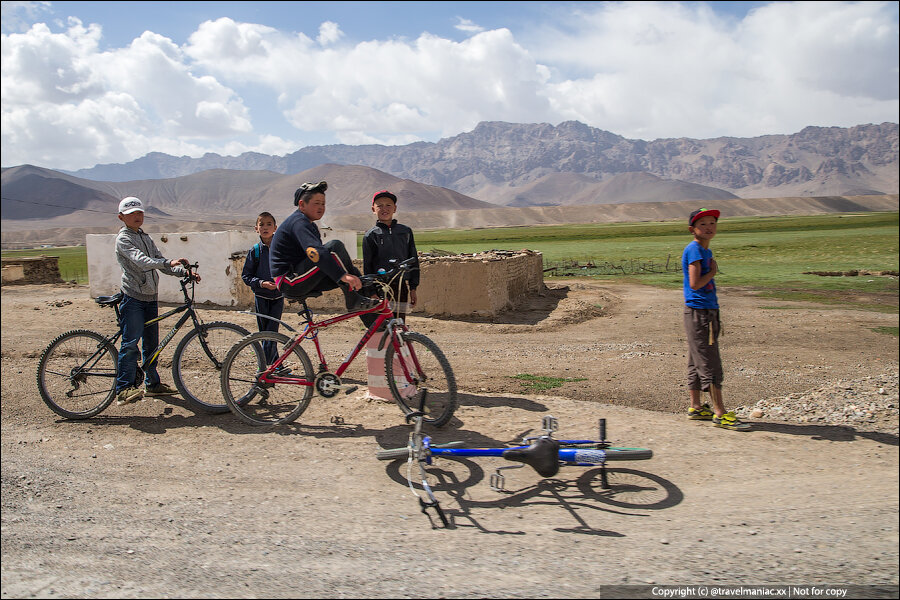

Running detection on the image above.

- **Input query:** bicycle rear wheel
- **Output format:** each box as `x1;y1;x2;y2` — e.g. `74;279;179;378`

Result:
172;321;250;413
36;330;118;419
385;332;457;427
220;331;315;426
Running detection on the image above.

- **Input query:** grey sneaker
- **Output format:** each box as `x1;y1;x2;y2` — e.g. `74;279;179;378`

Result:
145;382;178;396
116;386;144;406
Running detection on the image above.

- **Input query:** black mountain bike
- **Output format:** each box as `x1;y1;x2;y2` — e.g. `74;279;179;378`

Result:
36;263;250;419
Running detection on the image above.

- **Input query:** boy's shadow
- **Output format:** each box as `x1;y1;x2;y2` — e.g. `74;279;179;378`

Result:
748;421;898;446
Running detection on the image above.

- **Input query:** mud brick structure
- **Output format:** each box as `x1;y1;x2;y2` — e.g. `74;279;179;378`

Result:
1;256;63;285
295;250;546;317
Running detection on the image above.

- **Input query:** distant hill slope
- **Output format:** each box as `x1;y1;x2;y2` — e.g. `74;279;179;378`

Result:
0;163;498;231
60;121;899;201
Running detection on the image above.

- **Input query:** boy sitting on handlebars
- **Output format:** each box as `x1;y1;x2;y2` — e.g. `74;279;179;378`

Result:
114;197;200;405
269;181;378;315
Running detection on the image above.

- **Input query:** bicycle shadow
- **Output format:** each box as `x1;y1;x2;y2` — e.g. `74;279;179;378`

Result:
745;421;899;446
378;452;683;534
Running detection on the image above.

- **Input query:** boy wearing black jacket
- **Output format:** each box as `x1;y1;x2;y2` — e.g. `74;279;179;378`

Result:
362;190;420;319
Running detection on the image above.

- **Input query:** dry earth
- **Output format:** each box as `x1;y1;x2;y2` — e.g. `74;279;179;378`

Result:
1;280;898;598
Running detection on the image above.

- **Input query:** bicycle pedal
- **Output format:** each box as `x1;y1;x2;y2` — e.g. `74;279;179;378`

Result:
489;471;506;492
343;385;358;395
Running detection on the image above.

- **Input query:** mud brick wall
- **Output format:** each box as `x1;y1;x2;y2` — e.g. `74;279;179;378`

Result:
291;250;546;317
1;256;63;285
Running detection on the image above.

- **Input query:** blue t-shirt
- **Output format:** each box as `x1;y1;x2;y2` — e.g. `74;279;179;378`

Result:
682;240;718;309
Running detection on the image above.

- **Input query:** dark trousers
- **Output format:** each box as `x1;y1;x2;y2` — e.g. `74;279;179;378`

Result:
278;239;361;298
254;295;284;365
116;295;161;392
683;307;723;391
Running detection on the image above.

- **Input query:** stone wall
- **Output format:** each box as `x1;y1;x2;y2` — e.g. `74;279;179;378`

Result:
1;256;63;285
292;250;546;317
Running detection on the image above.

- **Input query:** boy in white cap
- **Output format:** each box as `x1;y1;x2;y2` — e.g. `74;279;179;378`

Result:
114;197;199;405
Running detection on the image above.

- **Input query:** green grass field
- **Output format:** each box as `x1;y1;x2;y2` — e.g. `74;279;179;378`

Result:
5;212;897;311
1;246;89;283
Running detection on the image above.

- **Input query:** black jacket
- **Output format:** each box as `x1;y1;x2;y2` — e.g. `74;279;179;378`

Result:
362;220;419;289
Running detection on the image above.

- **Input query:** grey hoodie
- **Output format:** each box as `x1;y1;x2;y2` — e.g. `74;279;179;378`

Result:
115;226;188;301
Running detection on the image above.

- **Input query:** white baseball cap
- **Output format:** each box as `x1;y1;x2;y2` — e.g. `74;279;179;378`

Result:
118;197;144;215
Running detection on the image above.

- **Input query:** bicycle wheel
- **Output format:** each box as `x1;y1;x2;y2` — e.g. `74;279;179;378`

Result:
385;332;457;427
172;321;250;413
220;331;315;426
36;330;118;419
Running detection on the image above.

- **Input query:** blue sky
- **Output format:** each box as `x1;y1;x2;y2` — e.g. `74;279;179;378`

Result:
2;1;897;171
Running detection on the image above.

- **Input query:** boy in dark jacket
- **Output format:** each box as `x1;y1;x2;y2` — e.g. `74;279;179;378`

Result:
241;212;283;367
362;190;419;320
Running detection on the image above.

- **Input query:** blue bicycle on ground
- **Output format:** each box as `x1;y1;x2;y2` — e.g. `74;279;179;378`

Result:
377;411;653;528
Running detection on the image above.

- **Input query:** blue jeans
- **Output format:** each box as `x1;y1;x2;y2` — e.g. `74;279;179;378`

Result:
116;295;161;392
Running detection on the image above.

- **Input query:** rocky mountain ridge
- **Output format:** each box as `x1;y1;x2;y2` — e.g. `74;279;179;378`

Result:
64;121;899;202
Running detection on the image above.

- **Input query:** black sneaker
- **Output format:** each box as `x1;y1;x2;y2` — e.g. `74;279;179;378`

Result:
345;293;379;312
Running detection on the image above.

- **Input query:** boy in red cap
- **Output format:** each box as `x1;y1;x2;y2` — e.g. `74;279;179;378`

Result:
682;208;750;431
362;190;420;323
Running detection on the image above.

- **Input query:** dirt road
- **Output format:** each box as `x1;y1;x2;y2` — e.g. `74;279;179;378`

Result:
2;281;897;598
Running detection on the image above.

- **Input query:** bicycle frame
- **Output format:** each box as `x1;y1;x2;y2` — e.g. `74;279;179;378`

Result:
104;266;214;376
258;297;419;389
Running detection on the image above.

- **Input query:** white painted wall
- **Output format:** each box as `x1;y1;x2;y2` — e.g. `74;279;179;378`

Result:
86;228;357;307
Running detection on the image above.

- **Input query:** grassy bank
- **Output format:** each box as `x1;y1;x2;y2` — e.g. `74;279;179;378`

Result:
5;213;897;310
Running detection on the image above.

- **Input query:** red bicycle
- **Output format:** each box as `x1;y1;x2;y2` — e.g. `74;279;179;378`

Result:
219;258;457;427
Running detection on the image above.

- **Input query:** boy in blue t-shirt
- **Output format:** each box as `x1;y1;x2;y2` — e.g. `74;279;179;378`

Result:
242;212;284;368
682;208;749;431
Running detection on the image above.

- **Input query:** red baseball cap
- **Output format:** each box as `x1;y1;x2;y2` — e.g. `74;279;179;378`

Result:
372;190;397;205
689;208;720;226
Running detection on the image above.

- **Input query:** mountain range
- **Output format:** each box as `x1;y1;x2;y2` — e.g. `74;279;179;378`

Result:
62;120;899;201
1;120;897;247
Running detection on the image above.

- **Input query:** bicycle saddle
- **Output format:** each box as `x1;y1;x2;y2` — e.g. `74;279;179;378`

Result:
95;292;124;306
502;436;560;478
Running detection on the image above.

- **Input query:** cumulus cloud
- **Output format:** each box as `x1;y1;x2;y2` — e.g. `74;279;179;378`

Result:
529;1;899;139
1;1;897;170
2;15;252;169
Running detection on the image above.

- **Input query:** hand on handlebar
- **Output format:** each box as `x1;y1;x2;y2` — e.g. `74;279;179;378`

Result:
340;273;362;291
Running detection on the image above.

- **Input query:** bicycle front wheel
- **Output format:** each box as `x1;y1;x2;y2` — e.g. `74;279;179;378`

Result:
36;330;118;419
385;332;457;427
220;331;315;426
172;321;250;413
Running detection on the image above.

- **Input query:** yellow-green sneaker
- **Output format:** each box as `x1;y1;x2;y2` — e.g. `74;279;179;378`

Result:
713;411;751;431
145;382;178;396
116;386;144;406
687;403;714;420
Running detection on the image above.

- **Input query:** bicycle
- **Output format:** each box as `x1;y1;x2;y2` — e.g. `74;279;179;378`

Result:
377;411;653;528
36;263;251;419
219;257;457;427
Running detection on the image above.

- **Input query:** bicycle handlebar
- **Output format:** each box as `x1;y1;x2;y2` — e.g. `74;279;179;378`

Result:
360;257;419;286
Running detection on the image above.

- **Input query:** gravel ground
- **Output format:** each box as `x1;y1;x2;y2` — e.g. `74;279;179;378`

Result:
2;280;898;598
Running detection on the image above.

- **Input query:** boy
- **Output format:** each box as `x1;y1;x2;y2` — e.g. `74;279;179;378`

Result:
682;208;749;431
362;189;419;321
114;196;198;405
241;212;284;368
269;181;377;312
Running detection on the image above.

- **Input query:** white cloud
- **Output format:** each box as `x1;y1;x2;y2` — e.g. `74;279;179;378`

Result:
455;17;485;33
1;1;897;170
317;21;343;46
529;1;899;139
1;16;254;169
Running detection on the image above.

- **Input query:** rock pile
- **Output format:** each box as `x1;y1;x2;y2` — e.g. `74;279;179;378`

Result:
735;372;899;435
